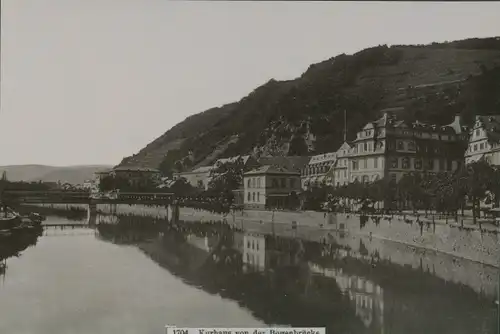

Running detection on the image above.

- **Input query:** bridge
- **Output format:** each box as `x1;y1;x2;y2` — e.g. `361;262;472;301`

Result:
1;190;176;205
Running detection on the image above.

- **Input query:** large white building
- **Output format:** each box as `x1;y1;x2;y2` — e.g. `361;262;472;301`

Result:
301;152;338;189
465;115;500;165
243;165;301;210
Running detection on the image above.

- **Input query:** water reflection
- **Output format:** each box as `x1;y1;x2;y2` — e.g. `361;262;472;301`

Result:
0;227;43;283
94;216;498;334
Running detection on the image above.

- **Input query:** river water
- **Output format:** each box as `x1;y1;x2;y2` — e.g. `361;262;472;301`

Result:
0;213;498;334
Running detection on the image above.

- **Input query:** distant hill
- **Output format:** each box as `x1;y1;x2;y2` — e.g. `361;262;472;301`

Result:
0;165;112;184
117;37;500;176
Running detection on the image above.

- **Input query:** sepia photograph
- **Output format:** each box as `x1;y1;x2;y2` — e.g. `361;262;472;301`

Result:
0;1;499;333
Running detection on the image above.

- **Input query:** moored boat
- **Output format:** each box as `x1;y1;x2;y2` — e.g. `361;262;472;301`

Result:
0;215;21;231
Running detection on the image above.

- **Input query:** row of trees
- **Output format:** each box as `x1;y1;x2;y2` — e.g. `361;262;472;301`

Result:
303;159;499;224
98;158;248;214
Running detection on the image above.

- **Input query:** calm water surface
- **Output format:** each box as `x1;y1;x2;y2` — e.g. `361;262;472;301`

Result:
0;214;497;334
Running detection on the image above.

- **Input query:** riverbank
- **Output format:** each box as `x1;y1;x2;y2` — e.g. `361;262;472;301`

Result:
27;203;500;268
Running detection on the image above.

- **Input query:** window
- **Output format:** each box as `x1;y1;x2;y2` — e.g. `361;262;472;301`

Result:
280;178;286;188
257;178;261;188
247;179;251;188
476;129;480;137
415;159;422;169
408;141;415;151
374;158;378;168
352;161;358;170
427;159;434;170
439;159;445;171
257;192;260;202
364;142;368;152
362;175;369;183
474;144;478;151
252;192;255;201
391;158;398;168
402;157;410;169
272;178;279;188
397;141;404;150
247;192;251;201
290;178;296;188
480;142;485;150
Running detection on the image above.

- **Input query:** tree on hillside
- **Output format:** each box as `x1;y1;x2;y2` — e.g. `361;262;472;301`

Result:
158;149;185;178
168;178;198;197
208;158;246;192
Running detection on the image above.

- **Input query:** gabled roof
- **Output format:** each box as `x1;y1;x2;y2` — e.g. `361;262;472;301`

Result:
244;165;300;176
337;141;352;152
257;156;311;172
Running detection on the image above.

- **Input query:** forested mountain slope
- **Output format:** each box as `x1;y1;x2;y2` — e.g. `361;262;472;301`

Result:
118;37;500;176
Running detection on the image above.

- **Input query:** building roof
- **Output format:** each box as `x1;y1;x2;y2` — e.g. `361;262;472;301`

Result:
244;165;300;176
308;152;337;165
257;156;311;172
113;166;160;173
477;115;500;143
370;108;460;135
180;166;213;174
214;155;252;166
95;169;113;174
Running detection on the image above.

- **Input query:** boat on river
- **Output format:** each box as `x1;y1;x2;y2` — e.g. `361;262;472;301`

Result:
0;206;42;235
0;214;21;231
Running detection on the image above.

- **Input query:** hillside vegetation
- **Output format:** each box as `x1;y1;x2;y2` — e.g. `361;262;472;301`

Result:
0;165;112;184
118;37;500;176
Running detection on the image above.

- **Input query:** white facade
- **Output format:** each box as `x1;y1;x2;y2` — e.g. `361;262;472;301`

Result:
244;175;267;207
333;142;352;186
243;233;266;271
465;115;500;165
301;152;337;189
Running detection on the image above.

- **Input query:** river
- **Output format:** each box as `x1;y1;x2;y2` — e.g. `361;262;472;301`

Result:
0;213;498;334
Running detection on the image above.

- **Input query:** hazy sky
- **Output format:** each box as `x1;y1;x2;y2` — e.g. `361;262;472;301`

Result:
1;1;499;166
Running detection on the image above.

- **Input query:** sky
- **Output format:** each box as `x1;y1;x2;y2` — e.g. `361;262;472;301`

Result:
1;1;500;167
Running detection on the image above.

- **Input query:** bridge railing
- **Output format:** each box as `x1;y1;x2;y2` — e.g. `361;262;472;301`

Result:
2;190;176;204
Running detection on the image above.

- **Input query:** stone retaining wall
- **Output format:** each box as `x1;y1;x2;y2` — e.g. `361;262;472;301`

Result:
32;204;500;268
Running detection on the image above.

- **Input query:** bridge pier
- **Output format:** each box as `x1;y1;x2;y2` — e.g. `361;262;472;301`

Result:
87;203;97;226
167;202;180;224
